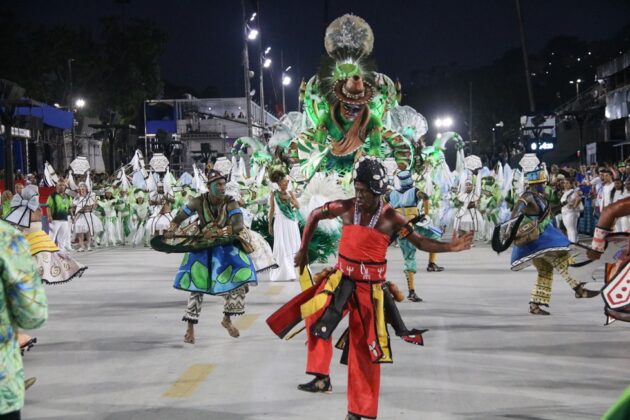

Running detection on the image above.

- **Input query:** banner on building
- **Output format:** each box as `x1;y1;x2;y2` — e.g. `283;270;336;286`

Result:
520;114;556;152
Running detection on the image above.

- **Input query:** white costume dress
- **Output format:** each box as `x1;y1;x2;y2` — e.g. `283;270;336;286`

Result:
560;189;582;243
455;190;483;238
25;222;87;284
269;191;301;282
242;208;277;273
73;193;103;236
147;192;173;235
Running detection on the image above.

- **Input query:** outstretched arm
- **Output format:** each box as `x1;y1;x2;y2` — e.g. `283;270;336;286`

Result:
589;196;630;259
388;208;473;253
294;199;351;271
596;196;630;230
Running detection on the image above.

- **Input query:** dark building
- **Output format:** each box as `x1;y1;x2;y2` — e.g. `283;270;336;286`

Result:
554;49;630;165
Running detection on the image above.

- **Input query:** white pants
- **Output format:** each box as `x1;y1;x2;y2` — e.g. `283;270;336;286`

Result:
562;210;580;243
49;220;71;252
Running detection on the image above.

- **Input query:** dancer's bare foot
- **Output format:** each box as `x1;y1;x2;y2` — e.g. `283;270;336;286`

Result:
184;322;195;344
18;333;33;348
24;376;37;391
18;333;37;355
221;316;240;338
25;377;37;390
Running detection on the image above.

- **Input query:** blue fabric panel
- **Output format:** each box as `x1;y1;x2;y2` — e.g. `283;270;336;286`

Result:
15;105;73;129
13;139;25;172
0;137;26;171
511;223;571;264
146;120;177;134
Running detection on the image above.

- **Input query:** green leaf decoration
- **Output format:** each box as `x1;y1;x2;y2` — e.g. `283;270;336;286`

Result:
191;261;209;290
233;267;253;283
239;250;250;264
179;272;191;290
181;253;189;266
217;265;233;284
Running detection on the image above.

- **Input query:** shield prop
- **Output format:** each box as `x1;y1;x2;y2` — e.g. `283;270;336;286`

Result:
150;222;230;254
569;233;630;283
602;255;630;324
567;232;630;324
491;214;525;253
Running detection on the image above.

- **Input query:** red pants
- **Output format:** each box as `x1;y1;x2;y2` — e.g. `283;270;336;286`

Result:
305;281;381;419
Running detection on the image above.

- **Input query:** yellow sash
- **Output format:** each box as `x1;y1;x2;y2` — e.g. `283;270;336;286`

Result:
299;266;314;292
332;283;392;363
371;284;392;363
300;270;392;363
300;270;343;319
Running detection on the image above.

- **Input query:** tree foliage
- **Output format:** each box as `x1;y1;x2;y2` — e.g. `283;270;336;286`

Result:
0;12;165;124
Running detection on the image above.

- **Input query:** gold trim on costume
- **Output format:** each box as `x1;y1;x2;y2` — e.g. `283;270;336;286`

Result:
300;270;343;319
372;284;392;363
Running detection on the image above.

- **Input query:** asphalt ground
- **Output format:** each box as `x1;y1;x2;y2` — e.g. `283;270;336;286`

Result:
21;243;628;420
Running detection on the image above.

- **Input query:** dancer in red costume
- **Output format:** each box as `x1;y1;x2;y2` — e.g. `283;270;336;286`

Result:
268;157;473;420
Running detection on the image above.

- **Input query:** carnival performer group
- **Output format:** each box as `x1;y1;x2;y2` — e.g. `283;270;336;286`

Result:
5;13;630;420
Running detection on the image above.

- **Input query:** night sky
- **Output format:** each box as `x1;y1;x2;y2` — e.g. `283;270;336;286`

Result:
13;0;630;111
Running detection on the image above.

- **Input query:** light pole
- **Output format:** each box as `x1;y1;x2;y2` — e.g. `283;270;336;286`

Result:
493;121;504;162
515;0;536;113
241;1;257;137
569;78;582;98
67;59;74;98
260;46;271;126
70;98;86;160
282;66;292;116
67;58;76;158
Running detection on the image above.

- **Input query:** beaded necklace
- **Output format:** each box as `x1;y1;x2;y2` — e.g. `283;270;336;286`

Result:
354;199;383;228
